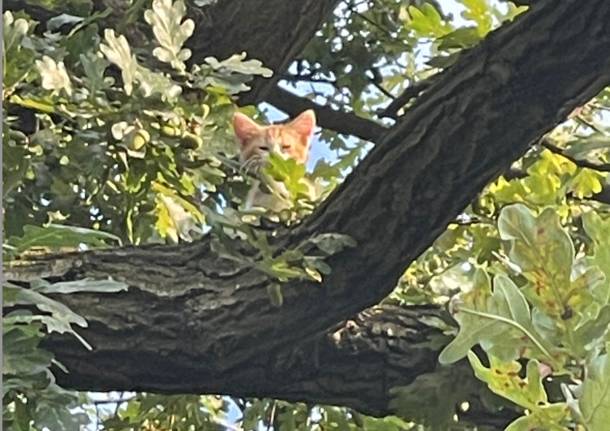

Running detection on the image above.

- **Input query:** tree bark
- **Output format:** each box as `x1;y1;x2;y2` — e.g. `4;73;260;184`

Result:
6;0;610;422
186;0;340;105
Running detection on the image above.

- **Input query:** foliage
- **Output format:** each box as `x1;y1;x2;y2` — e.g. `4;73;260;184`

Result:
3;272;127;430
3;1;354;429
434;200;605;429
3;0;610;430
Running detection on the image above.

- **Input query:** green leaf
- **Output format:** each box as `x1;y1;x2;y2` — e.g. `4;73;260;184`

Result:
267;260;305;281
144;0;194;72
8;223;121;254
3;11;36;88
80;51;110;95
3;325;52;376
204;52;273;77
580;348;610;430
468;352;548;410
505;404;570;431
33;392;91;431
193;53;272;94
438;27;482;50
493;274;531;327
568;168;604;198
35;55;73;96
583;211;610;247
440;271;555;365
46;13;84;32
498;203;537;246
573;305;610;354
99;29;138;95
462;0;492;36
439;269;503;364
499;204;574;291
406;3;452;38
4;284;91;349
136;66;182;101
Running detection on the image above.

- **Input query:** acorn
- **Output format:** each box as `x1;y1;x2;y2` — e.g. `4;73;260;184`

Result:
160;125;181;137
129;129;150;150
181;132;203;149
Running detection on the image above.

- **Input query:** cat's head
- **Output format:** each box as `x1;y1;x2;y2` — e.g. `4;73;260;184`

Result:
233;110;316;172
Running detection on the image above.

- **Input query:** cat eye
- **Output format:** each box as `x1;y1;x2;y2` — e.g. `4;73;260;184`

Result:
259;145;270;152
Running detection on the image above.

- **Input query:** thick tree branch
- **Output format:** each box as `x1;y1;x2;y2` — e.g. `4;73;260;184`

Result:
186;0;340;104
265;86;387;142
43;303;517;427
6;0;610;419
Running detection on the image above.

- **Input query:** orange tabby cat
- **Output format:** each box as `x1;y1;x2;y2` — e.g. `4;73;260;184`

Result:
233;110;316;210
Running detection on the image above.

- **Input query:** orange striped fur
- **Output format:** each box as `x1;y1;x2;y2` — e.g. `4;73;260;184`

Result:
233;110;316;209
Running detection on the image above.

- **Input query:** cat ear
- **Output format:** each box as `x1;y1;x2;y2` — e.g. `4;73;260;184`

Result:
288;109;316;139
233;112;262;144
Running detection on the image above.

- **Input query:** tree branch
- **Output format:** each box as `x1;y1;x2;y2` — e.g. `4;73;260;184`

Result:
377;74;441;119
42;302;517;427
540;137;610;172
265;86;387;142
592;184;610;205
185;0;341;104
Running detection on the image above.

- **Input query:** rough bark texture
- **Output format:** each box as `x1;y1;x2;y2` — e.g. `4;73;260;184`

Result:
186;0;340;104
6;0;610;422
41;303;452;414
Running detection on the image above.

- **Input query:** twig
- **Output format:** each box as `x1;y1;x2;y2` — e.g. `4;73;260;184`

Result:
540;138;610;172
264;86;387;142
267;401;277;431
92;396;135;405
348;8;405;46
378;74;442;119
369;79;395;99
281;73;337;85
283;69;396;101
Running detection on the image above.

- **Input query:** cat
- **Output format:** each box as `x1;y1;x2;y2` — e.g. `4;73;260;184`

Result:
233;109;316;211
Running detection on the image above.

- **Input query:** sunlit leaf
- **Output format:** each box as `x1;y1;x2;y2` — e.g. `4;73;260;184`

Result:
144;0;194;71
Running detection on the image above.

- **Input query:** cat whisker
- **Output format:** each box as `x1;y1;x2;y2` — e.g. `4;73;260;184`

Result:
241;157;262;176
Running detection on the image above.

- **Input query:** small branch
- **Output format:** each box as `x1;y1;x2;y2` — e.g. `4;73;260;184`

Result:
378;74;441;119
540;138;610;172
92;397;134;406
370;79;395;100
281;73;337;85
283;70;395;100
264;86;387;142
348;8;404;45
5;0;58;24
592;184;610;205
